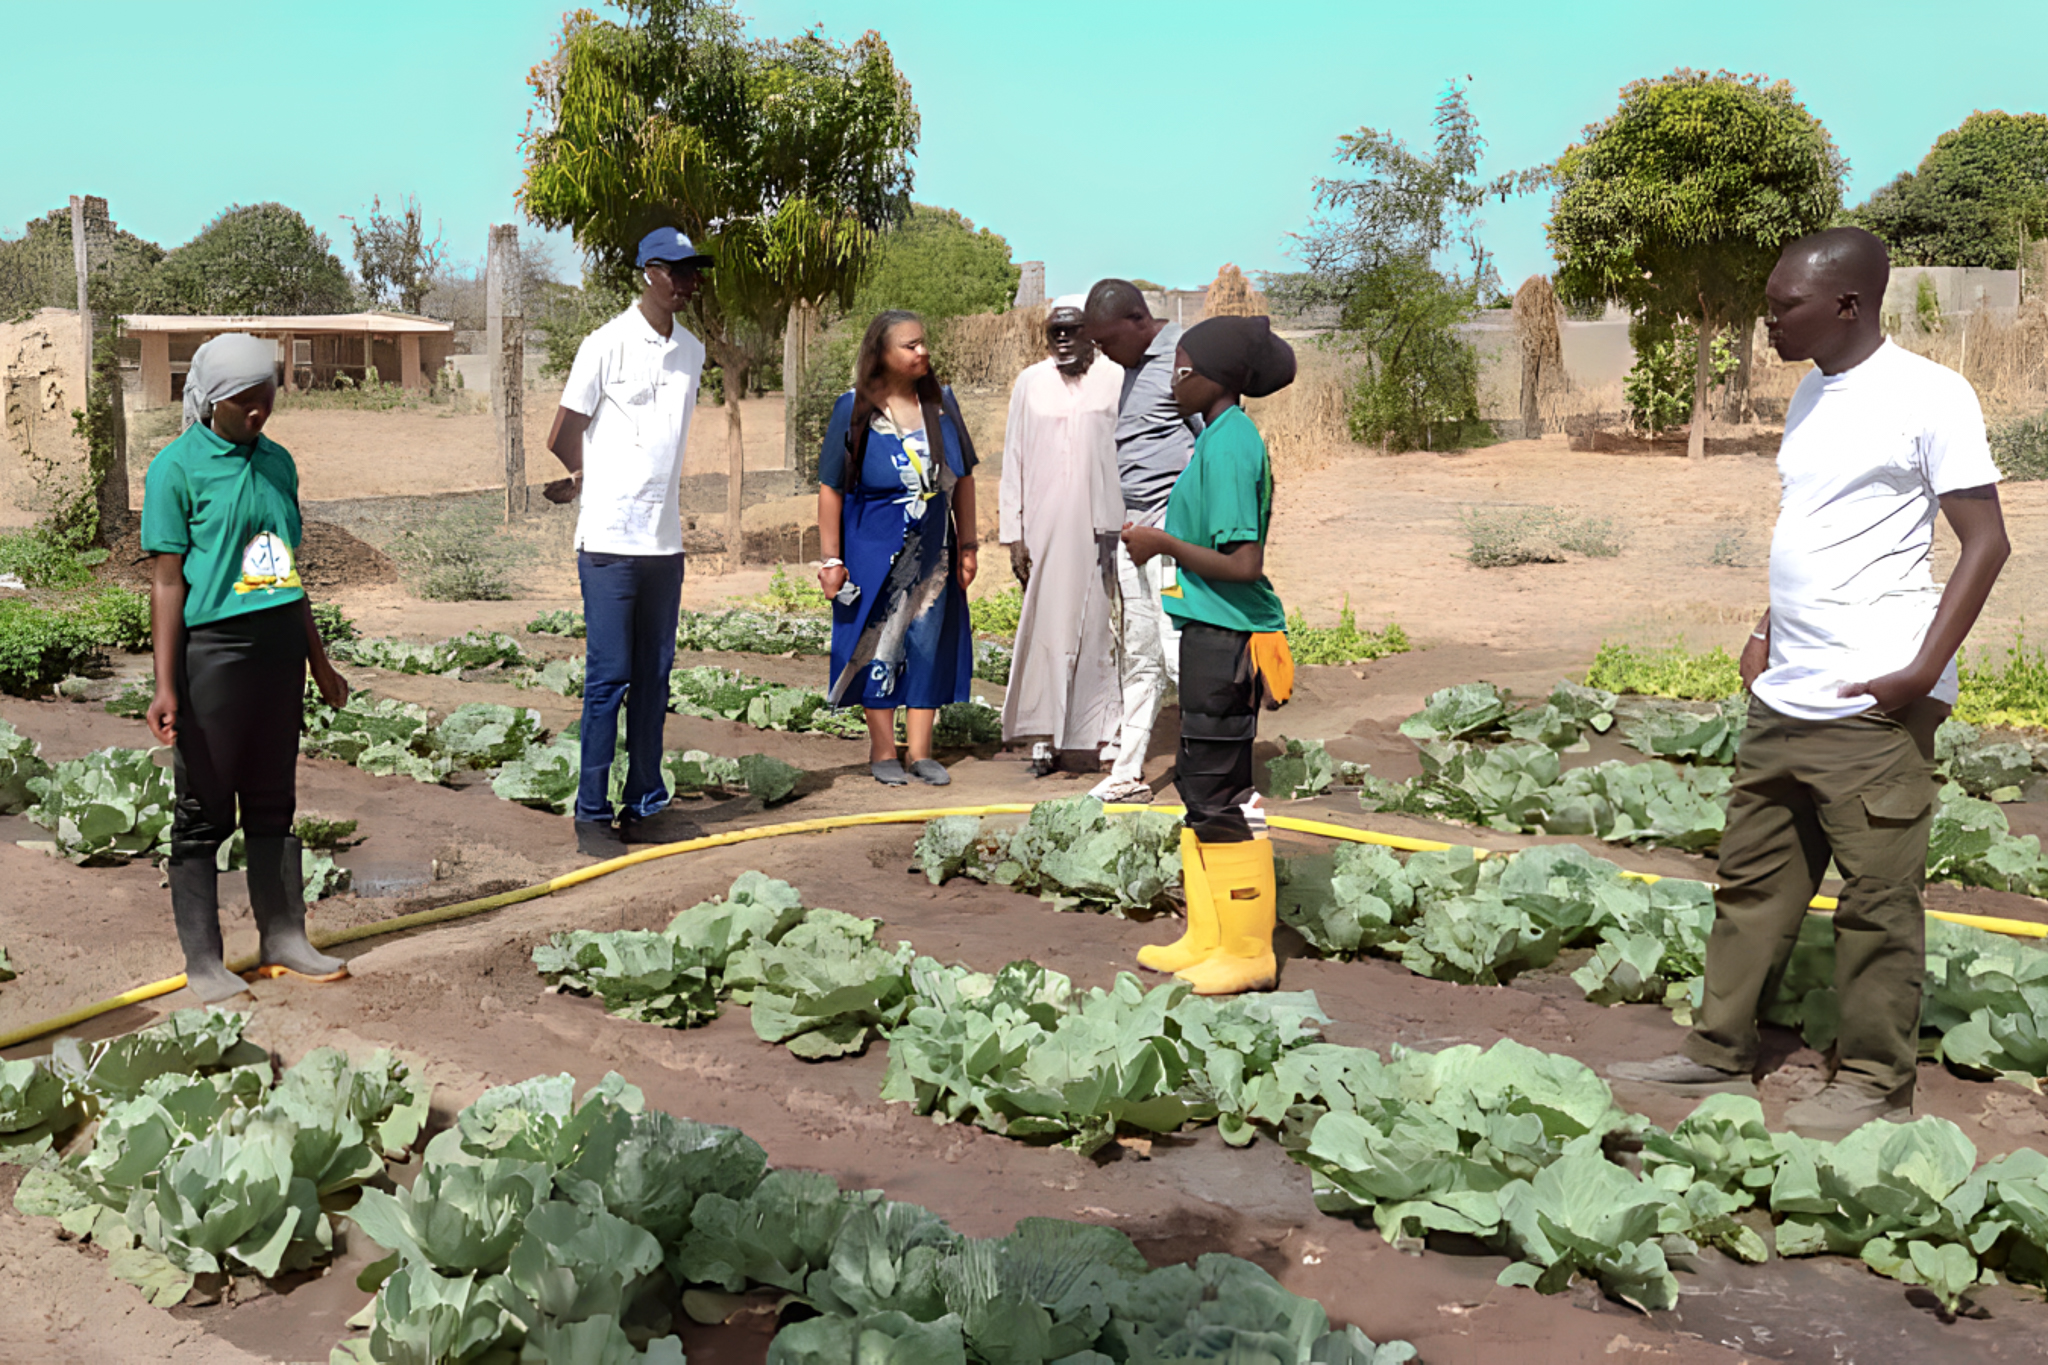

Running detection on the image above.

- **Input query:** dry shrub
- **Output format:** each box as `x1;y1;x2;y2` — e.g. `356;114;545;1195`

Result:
935;307;1046;389
1247;342;1354;477
1204;264;1268;318
1902;306;2048;415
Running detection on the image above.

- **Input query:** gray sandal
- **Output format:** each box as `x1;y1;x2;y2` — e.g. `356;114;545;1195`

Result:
871;759;908;785
908;758;951;786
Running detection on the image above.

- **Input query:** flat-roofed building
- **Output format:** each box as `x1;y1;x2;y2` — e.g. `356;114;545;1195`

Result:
122;312;455;409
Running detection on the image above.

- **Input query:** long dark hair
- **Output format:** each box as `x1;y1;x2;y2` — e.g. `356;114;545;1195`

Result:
850;309;943;433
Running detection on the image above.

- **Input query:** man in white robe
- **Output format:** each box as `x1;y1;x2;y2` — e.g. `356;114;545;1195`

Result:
998;296;1124;768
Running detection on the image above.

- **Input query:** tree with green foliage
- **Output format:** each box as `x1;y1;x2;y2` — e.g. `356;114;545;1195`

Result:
1549;70;1844;458
1280;82;1541;451
519;0;920;552
151;203;356;315
1340;254;1486;449
847;203;1017;320
347;194;446;314
0;208;164;320
1847;110;2048;269
783;202;1018;478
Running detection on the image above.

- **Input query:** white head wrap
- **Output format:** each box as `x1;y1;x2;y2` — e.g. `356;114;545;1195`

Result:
1047;294;1087;320
182;334;277;432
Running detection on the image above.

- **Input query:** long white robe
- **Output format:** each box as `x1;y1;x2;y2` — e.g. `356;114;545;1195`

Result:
998;354;1124;748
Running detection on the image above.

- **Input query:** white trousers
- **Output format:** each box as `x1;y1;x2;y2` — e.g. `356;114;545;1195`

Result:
1108;540;1181;786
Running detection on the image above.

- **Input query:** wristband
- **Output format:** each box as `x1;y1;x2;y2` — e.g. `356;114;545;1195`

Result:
1750;631;1768;641
958;542;979;551
820;557;844;569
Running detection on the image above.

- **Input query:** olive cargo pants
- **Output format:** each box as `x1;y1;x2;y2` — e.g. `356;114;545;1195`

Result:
1683;694;1946;1096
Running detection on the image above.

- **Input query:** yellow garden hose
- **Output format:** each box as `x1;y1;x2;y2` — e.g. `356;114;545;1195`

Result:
3;801;2043;1052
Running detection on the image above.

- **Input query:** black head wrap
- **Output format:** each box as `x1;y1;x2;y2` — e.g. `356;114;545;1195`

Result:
1180;315;1296;398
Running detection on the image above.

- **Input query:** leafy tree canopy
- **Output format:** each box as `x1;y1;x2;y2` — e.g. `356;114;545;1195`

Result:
1548;69;1845;331
1291;81;1543;308
847;203;1017;322
1846;110;2048;268
1277;83;1535;451
0;208;165;321
519;0;919;379
151;203;357;315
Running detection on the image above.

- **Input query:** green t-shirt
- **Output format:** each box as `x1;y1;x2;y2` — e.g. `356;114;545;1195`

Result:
1160;405;1286;632
140;422;305;628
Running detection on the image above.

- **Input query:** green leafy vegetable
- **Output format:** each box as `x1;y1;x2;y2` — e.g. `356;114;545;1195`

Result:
0;717;51;813
431;703;544;768
339;629;533;676
0;1059;79;1159
518;655;586;698
23;746;175;863
1399;683;1510;741
880;959;1325;1155
492;730;582;814
677;608;832;656
1620;695;1745;765
913;798;1183;915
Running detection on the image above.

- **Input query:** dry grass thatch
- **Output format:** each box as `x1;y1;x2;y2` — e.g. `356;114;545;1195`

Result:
1511;275;1563;369
936;307;1046;389
1246;342;1354;478
1204;264;1268;318
1736;305;2048;422
937;305;1360;477
1902;305;2048;416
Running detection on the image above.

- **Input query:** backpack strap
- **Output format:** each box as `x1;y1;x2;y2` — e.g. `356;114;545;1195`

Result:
839;399;870;495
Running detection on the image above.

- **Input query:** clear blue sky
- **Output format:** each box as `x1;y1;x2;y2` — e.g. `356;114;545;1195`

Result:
5;0;2043;298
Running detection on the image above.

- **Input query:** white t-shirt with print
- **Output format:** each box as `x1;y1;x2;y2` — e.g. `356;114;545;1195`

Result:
559;305;706;555
1754;340;2000;721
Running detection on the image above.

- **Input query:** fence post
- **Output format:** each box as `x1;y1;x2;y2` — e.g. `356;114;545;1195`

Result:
488;225;526;519
72;195;128;540
69;197;91;380
782;299;817;481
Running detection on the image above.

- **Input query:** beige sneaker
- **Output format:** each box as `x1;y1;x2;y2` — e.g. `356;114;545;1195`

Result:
1782;1082;1911;1141
1607;1054;1757;1095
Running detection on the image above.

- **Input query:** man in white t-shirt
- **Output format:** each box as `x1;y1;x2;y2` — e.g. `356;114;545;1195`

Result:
1612;227;2010;1138
544;226;711;856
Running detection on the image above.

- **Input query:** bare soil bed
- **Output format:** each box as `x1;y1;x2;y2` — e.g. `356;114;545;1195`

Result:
6;427;2048;1363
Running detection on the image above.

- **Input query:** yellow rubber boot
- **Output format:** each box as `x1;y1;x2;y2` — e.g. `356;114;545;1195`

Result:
1136;828;1218;973
1174;838;1277;996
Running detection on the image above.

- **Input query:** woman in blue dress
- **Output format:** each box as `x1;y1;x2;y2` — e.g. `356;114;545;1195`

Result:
816;311;979;785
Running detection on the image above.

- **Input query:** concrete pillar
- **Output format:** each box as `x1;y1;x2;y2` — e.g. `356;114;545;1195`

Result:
1013;262;1045;309
140;332;171;408
399;333;421;391
363;330;376;385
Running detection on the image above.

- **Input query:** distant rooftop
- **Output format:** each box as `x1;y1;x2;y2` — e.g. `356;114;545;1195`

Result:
120;311;452;334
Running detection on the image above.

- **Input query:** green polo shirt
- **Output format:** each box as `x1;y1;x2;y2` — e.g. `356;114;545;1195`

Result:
140;422;306;628
1160;404;1286;633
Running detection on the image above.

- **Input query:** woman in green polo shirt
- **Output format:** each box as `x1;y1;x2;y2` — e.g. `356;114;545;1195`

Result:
141;334;351;1003
1118;316;1297;998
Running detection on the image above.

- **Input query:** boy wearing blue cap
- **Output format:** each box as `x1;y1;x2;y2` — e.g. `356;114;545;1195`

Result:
545;226;714;856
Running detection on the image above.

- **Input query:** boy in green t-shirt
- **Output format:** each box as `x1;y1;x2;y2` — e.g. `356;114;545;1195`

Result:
1119;316;1296;996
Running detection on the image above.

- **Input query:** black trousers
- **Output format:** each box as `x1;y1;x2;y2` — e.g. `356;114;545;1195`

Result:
1176;620;1257;843
171;602;307;861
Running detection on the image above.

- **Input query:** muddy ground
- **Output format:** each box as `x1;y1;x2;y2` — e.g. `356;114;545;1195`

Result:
4;433;2048;1364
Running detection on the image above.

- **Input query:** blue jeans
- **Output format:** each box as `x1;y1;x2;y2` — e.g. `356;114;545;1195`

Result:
576;551;684;823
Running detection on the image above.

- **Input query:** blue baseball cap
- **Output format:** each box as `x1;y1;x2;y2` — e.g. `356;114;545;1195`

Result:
636;226;713;270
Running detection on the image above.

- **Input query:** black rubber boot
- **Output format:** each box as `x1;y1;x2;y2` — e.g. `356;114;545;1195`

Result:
168;853;253;1003
246;835;349;980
